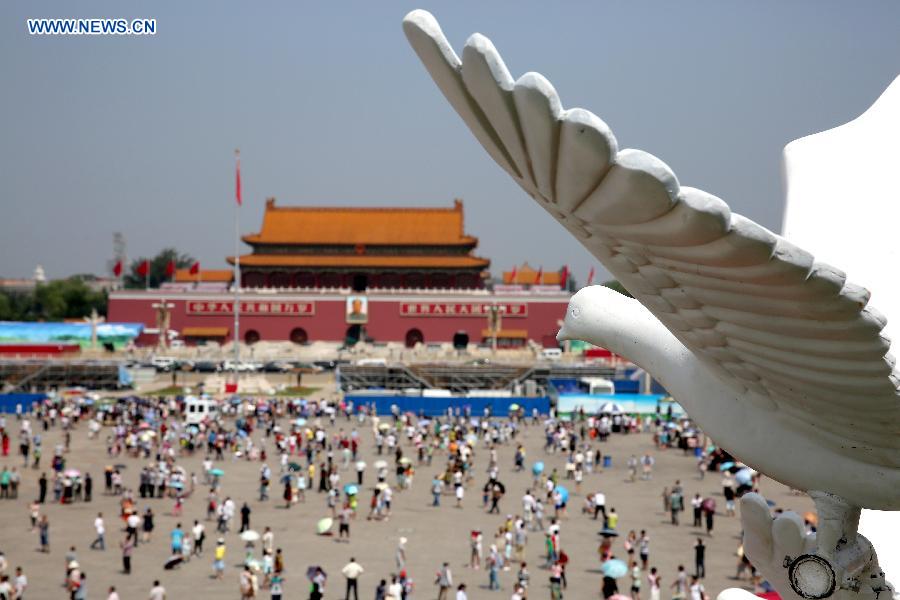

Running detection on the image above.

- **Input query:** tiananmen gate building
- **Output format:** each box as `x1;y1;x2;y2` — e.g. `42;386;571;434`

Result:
107;199;571;348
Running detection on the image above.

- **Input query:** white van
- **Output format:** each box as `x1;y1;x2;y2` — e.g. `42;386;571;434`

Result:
184;395;218;424
540;348;563;361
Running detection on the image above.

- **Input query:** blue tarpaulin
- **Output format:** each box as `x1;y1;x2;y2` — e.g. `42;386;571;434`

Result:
0;393;46;413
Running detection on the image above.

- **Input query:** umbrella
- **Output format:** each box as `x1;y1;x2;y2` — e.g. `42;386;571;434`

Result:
138;422;152;430
702;498;717;513
294;418;307;427
398;457;411;465
599;529;619;538
164;555;184;570
532;461;544;475
735;468;753;486
113;464;127;470
374;460;388;470
246;558;262;571
288;462;303;472
509;403;520;411
804;511;818;526
306;566;327;581
554;485;569;504
355;461;366;471
210;468;225;477
316;518;333;535
240;530;261;542
344;484;359;496
602;559;628;579
375;482;389;491
599;402;624;415
170;480;184;489
718;461;736;472
64;468;81;478
378;423;390;431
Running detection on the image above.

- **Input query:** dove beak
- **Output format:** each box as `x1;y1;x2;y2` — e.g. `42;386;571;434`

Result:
557;323;572;343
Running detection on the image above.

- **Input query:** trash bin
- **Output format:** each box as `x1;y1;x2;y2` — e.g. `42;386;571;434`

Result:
603;455;612;468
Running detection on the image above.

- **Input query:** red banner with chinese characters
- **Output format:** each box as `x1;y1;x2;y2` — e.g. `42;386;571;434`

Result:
399;302;527;317
187;301;315;316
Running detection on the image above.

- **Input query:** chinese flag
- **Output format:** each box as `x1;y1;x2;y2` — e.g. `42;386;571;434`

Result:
560;265;569;288
509;266;517;284
112;260;123;277
235;150;242;206
165;260;176;277
189;261;200;276
587;266;595;286
136;260;150;277
535;266;543;285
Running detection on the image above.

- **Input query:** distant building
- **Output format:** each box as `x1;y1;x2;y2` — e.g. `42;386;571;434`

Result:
227;197;490;290
108;198;568;348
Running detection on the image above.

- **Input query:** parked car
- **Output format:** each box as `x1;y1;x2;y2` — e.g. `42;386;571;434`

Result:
193;361;221;373
222;359;257;372
261;361;291;373
151;356;178;372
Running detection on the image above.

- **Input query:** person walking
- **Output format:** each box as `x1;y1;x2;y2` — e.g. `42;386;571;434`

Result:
703;502;715;536
692;494;703;528
120;536;134;574
436;562;452;600
338;504;352;541
170;523;184;556
341;557;363;600
13;566;27;600
38;515;49;553
240;502;251;533
192;520;205;556
455;583;467;600
647;568;662;600
90;513;105;550
213;538;226;579
670;565;688;600
694;538;706;578
37;474;47;504
638;531;650;570
149;580;167;600
670;489;683;525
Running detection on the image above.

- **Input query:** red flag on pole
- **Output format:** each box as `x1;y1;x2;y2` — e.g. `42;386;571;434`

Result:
587;266;595;286
509;265;517;284
560;265;569;289
235;150;242;206
165;260;176;278
535;266;543;285
136;260;150;277
112;260;123;277
189;261;200;276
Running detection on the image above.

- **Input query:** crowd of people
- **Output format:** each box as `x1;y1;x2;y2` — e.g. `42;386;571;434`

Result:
0;387;801;600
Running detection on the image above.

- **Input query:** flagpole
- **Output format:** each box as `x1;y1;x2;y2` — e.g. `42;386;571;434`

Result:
234;149;241;370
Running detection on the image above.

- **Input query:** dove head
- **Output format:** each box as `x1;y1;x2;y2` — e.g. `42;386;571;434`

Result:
557;285;637;348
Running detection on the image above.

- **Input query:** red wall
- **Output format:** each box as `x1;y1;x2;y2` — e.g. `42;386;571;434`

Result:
108;291;569;346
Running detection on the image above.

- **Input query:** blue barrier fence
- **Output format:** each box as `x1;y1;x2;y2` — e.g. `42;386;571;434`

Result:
344;394;550;417
0;393;45;413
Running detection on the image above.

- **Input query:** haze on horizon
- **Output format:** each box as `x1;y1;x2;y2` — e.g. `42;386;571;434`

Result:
2;1;898;284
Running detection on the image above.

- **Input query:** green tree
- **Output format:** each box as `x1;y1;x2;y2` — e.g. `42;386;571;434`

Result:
32;278;107;320
123;248;195;289
601;279;633;298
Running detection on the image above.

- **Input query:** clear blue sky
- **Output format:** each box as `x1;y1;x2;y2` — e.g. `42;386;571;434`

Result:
2;1;898;283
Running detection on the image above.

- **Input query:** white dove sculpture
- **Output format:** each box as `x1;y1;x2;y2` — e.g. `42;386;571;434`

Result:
403;10;899;600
